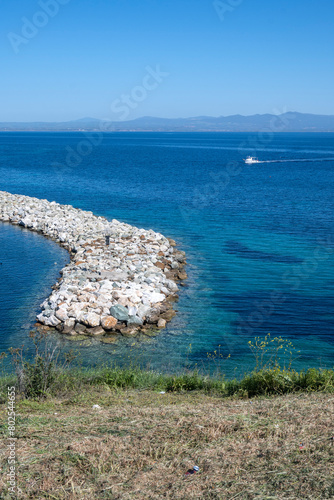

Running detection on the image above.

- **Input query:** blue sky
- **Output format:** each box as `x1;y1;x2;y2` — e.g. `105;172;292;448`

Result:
1;0;334;121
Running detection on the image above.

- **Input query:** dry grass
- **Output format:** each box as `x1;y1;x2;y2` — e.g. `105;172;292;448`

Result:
1;388;334;499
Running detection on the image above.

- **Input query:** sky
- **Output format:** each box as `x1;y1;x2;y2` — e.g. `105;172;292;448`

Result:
1;0;334;121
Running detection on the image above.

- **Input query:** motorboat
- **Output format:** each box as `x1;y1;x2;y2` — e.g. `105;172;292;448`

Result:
244;156;260;164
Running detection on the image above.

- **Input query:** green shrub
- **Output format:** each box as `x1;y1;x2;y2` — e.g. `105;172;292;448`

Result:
5;330;76;398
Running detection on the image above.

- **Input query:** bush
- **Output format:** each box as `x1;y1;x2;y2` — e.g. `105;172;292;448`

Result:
6;330;76;398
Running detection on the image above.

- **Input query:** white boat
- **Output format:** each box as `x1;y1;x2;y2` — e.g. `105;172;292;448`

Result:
244;156;259;164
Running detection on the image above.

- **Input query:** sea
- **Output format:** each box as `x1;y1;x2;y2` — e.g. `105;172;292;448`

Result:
0;131;333;376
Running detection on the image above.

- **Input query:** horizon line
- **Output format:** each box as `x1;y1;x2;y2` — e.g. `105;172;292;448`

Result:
2;110;334;124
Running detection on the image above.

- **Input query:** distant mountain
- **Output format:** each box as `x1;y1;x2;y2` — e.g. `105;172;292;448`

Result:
0;118;102;132
1;112;334;132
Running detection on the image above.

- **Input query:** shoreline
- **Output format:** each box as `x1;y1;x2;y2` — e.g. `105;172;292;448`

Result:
0;191;187;340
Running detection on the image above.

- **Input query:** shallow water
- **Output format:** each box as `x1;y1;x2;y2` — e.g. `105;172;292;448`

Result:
0;132;333;375
0;223;69;350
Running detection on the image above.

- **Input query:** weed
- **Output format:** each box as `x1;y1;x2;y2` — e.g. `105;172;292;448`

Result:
248;333;300;371
5;330;77;398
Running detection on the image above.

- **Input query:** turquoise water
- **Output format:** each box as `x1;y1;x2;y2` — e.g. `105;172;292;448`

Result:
0;132;333;375
0;223;69;350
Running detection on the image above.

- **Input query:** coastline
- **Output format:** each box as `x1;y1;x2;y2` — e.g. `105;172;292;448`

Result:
0;191;187;340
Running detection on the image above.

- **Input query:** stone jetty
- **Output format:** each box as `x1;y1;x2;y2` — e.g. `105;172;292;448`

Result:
0;191;187;339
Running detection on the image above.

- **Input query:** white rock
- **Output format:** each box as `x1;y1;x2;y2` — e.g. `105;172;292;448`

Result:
81;312;100;328
137;304;151;319
44;315;61;327
128;306;137;316
148;292;166;304
68;303;88;318
166;280;179;292
55;307;68;322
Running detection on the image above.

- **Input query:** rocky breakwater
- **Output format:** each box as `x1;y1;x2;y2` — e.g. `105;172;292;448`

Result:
0;191;187;339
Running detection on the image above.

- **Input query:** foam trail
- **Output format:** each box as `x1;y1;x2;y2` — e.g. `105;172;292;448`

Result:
257;158;334;164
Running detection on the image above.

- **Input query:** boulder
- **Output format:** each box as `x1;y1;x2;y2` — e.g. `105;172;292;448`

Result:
43;314;61;327
99;281;114;292
149;292;166;304
36;312;46;323
136;304;151;320
166;280;179;292
118;297;132;308
110;304;129;322
178;271;188;280
63;318;76;334
19;218;33;228
87;326;105;336
81;312;100;328
157;318;166;328
68;302;88;318
55;307;68;322
101;316;118;330
75;323;87;334
146;308;160;324
174;250;186;262
127;315;143;326
128;305;138;316
161;309;176;322
120;326;138;337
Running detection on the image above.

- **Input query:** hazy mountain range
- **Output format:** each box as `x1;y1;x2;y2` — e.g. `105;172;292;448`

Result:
1;112;334;132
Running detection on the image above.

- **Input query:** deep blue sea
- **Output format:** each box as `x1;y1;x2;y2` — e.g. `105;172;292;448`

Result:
0;132;333;376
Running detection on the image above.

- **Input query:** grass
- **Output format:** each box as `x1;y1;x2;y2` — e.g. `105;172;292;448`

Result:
0;333;333;498
2;363;333;400
0;386;333;499
2;331;333;400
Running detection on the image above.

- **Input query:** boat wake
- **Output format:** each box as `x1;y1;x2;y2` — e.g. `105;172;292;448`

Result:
256;157;334;164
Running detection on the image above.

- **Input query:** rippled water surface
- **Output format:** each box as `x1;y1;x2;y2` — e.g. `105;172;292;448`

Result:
0;132;333;375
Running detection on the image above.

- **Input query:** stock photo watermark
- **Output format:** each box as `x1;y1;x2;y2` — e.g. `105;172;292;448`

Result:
213;0;243;21
179;108;295;221
177;108;297;355
111;65;170;120
8;0;71;54
51;64;169;173
6;386;17;495
237;109;295;157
